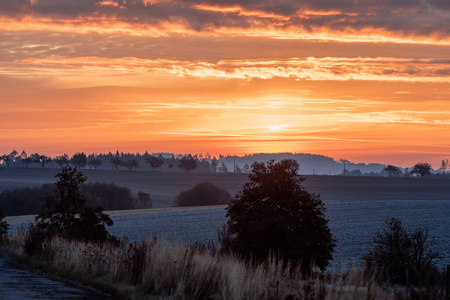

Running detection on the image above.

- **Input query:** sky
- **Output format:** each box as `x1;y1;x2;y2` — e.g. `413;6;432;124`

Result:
1;0;450;168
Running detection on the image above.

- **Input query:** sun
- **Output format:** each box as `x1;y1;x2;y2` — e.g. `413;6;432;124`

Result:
268;125;288;132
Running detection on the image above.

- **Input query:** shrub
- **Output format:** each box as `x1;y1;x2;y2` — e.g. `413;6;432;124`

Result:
174;182;232;207
220;159;335;272
136;191;152;209
364;217;441;286
81;182;134;210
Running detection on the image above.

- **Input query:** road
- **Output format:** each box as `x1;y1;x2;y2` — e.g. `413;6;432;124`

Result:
0;251;110;299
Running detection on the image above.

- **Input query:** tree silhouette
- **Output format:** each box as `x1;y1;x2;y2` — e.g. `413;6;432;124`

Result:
438;159;448;176
175;182;232;207
35;166;113;242
178;155;197;172
54;154;70;168
384;165;400;177
88;157;103;169
146;155;164;171
0;154;10;168
211;158;218;172
364;218;440;285
71;152;87;169
123;158;138;171
411;162;432;177
218;162;228;173
110;156;124;170
220;159;335;272
39;155;52;168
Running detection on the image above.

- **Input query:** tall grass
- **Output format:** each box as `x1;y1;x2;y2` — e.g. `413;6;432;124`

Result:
3;231;383;299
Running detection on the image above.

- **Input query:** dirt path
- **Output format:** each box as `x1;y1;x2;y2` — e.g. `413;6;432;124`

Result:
0;251;110;299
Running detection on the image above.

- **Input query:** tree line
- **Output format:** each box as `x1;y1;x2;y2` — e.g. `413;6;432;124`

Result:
0;150;250;173
1;149;448;178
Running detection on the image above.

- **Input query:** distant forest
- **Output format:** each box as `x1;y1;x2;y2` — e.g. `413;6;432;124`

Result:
0;149;440;176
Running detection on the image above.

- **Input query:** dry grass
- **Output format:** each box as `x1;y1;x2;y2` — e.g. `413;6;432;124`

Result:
3;231;390;300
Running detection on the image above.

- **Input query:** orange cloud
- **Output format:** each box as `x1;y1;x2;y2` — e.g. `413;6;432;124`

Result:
13;56;450;83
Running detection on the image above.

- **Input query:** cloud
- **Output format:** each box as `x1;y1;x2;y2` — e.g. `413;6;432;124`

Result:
10;56;450;83
1;0;450;43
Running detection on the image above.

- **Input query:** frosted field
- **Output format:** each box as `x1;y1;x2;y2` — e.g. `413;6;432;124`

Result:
108;200;450;270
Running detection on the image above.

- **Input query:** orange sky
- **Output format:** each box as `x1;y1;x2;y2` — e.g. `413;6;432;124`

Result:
1;0;450;168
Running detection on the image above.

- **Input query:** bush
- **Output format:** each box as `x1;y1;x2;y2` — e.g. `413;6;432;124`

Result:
364;217;441;286
81;182;134;211
174;182;232;207
220;159;335;272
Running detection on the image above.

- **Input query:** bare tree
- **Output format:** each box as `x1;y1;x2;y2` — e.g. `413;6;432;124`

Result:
438;159;448;176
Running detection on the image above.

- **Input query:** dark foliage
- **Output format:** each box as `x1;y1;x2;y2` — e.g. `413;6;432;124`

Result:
0;210;8;235
136;191;152;209
0;182;135;216
71;152;87;168
220;159;335;272
87;157;103;169
411;162;432;177
81;182;135;211
174;182;232;207
364;218;441;286
178;155;197;172
146;155;164;171
35;166;114;243
110;156;124;170
123;158;139;170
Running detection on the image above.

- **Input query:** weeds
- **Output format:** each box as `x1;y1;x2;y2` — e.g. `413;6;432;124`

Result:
3;230;384;300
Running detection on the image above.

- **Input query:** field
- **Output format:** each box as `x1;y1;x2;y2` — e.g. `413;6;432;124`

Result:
2;167;450;209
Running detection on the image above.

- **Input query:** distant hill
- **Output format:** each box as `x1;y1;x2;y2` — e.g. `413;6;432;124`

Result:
221;153;386;175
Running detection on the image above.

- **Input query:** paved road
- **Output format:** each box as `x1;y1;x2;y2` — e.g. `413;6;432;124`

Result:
0;251;110;299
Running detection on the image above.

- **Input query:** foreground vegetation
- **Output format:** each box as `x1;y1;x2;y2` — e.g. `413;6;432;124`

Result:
2;232;380;300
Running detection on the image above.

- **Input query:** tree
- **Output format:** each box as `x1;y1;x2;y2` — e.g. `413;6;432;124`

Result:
178;155;197;172
218;162;228;173
123;158;138;171
136;191;152;209
438;159;448;176
384;165;400;177
0;154;10;168
364;218;441;285
54;154;70;168
211;158;218;172
35;166;113;242
39;155;52;168
10;150;18;166
175;182;232;207
110;156;124;170
20;150;28;167
71;152;87;169
0;210;8;235
220;159;335;272
243;163;250;173
411;162;432;177
88;157;103;169
146;155;164;171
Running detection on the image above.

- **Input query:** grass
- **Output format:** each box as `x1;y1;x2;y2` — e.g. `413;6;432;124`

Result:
2;167;450;210
3;231;384;300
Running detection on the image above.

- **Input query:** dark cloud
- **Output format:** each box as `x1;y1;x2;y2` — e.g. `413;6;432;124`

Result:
0;0;449;38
